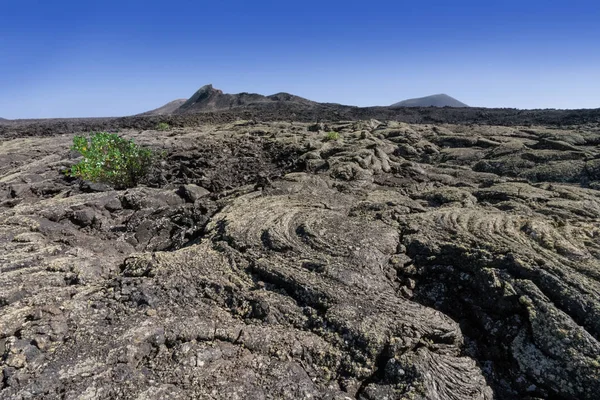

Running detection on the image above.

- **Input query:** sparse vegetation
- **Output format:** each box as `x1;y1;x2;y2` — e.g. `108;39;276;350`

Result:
156;122;171;131
324;131;340;141
66;132;157;188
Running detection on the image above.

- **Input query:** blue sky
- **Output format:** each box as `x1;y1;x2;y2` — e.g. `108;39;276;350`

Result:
1;0;599;118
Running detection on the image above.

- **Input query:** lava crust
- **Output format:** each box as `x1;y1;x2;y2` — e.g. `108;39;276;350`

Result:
1;119;599;399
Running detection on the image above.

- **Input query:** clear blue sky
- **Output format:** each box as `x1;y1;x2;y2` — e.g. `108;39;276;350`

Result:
1;0;599;118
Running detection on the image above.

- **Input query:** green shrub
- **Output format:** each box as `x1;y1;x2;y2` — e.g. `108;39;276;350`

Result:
324;131;340;141
156;122;171;131
66;132;157;189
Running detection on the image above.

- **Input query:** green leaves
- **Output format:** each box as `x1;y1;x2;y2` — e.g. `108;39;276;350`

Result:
67;132;157;189
324;131;340;141
156;122;171;131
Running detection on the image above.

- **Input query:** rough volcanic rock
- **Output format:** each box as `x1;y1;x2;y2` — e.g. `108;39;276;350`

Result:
1;119;599;399
2;107;600;139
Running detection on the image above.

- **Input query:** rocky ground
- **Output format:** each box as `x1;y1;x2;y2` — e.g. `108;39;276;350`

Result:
1;118;599;399
2;103;600;139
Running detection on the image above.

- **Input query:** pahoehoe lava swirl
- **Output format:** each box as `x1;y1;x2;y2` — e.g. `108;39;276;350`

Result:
1;118;599;399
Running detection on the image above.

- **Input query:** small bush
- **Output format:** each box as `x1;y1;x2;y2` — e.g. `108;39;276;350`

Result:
66;132;157;189
156;122;171;131
324;131;340;141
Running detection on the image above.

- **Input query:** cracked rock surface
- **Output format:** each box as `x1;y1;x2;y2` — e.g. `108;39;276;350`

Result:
1;120;599;399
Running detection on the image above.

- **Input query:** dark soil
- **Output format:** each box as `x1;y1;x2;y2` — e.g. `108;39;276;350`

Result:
2;102;599;139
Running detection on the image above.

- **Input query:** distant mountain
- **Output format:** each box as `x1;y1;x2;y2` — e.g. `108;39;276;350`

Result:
391;94;469;108
173;84;317;114
140;87;469;116
138;99;187;116
265;92;316;104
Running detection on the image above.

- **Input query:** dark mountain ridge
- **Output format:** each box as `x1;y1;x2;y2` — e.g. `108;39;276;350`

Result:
173;84;317;114
391;94;469;108
138;99;187;116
